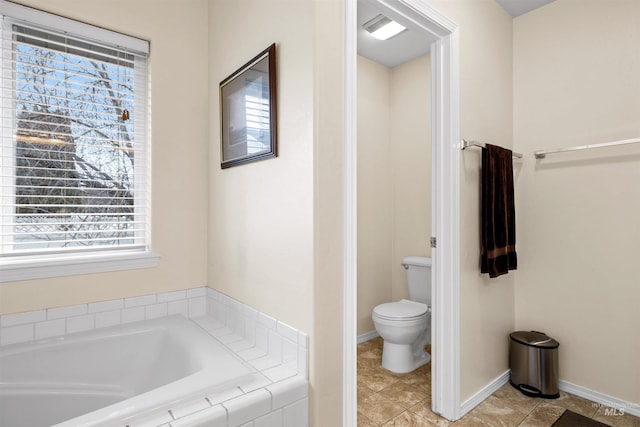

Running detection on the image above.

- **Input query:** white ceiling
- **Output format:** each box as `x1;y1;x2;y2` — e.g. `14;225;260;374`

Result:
494;0;555;17
357;0;435;68
357;0;555;68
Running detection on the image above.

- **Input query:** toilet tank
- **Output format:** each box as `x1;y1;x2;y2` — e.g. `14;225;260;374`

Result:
403;256;432;305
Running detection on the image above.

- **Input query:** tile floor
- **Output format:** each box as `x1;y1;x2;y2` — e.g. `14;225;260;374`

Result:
358;337;640;427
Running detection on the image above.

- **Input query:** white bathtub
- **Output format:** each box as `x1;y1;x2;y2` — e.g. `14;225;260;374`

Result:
0;315;255;427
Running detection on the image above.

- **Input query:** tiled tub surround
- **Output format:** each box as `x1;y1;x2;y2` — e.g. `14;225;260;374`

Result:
0;287;309;427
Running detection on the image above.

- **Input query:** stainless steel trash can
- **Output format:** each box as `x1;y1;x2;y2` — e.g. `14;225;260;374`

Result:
509;331;559;399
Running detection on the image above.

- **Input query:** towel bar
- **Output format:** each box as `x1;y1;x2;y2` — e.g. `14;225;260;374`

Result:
534;137;640;159
461;139;523;159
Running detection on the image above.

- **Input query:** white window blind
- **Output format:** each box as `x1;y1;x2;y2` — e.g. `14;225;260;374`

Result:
0;2;150;262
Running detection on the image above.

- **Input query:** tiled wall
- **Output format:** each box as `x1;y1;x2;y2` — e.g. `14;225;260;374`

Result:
0;287;309;427
206;288;308;380
0;288;208;345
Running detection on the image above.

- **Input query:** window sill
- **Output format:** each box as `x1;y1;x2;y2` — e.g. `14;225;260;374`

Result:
0;251;160;283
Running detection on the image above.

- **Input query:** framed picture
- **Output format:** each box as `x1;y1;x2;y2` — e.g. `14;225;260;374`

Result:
220;43;277;169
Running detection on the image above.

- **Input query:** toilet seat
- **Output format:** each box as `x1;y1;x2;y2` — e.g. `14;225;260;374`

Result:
373;299;428;322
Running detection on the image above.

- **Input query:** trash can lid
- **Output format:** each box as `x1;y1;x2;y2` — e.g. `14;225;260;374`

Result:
510;331;559;349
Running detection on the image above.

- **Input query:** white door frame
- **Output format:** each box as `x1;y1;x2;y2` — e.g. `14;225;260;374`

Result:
344;0;461;423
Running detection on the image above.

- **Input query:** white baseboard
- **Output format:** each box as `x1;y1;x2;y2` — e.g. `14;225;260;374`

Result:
457;372;640;419
559;380;640;418
459;370;511;418
357;330;379;344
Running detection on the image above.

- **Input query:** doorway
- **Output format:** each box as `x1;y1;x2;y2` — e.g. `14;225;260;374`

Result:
344;0;462;423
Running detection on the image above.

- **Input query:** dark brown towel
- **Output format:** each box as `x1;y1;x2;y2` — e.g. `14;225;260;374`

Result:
481;144;517;278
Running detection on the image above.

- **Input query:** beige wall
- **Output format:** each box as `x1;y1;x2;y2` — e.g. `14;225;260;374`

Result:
208;0;314;337
0;0;209;315
208;1;344;425
357;56;392;335
312;1;345;422
356;54;431;336
424;0;516;402
389;55;431;302
514;0;640;404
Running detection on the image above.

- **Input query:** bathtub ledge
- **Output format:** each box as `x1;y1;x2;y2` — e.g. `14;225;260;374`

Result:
157;308;308;427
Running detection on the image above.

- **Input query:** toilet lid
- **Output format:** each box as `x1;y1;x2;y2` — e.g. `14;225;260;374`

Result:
373;299;428;321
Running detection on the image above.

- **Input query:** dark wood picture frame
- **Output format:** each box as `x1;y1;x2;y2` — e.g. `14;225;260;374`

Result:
220;43;277;169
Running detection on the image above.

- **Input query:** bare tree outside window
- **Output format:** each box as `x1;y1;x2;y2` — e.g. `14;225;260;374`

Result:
12;26;138;252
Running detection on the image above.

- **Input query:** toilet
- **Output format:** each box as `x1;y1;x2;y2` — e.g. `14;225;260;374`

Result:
372;256;431;373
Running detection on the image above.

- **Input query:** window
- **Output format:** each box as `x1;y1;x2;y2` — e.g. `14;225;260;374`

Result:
0;1;156;281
